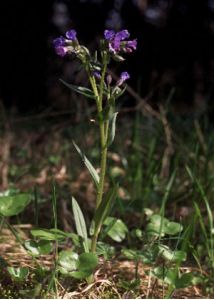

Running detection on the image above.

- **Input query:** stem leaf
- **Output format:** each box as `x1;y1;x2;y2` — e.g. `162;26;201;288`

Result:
108;112;118;146
93;185;118;235
73;140;100;189
72;197;89;252
60;79;96;100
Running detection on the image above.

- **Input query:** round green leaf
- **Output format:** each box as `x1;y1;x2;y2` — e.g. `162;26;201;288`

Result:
78;252;98;272
0;193;31;217
58;250;78;272
175;272;194;289
146;214;168;236
158;245;187;262
104;217;128;242
152;267;178;285
164;221;183;235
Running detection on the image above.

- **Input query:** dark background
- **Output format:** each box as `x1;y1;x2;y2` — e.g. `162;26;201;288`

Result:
0;0;213;114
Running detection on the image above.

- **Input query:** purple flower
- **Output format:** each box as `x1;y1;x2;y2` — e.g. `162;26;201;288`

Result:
55;46;68;57
65;29;77;40
120;71;130;81
111;30;130;52
104;28;136;55
104;30;115;40
53;36;65;47
117;71;130;86
115;30;130;41
126;39;137;50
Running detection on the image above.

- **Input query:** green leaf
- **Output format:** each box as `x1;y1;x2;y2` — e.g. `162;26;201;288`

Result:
60;79;96;100
24;240;53;256
78;252;98;272
151;266;178;286
93;185;118;235
164;221;183;235
146;214;168;236
108;112;118;146
72;141;99;189
175;272;194;289
30;228;68;241
96;242;115;259
104;217;128;242
119;278;141;290
121;248;139;260
7;267;29;282
158;245;186;262
70;270;92;279
113;86;126;99
146;214;183;237
58;251;98;279
0;193;31;217
72;197;89;252
58;250;78;272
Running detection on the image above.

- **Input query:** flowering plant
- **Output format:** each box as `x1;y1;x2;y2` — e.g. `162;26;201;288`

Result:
53;28;136;279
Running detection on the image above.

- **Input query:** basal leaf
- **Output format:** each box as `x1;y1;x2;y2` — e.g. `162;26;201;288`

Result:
104;217;128;242
0;193;31;217
30;228;68;241
78;252;98;272
58;250;78;272
24;240;53;256
7;267;29;282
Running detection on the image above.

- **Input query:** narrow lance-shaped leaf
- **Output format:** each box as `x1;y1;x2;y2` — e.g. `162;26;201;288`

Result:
72;140;99;189
59;79;96;100
93;185;118;235
72;197;89;253
108;112;118;147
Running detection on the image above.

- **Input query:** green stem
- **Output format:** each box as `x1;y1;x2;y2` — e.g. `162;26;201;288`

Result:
88;53;109;253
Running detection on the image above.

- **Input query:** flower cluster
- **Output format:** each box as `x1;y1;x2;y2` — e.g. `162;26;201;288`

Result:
104;29;137;54
53;29;136;87
53;30;78;57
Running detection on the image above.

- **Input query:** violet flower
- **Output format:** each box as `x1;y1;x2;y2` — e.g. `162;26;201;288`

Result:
55;46;68;57
117;71;130;86
53;36;65;47
53;29;78;57
104;30;115;40
65;29;77;40
104;29;137;54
